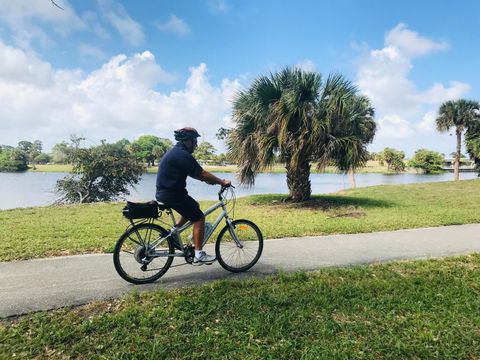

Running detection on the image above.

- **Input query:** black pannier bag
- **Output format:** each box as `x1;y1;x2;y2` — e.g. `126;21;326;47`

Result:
123;200;159;219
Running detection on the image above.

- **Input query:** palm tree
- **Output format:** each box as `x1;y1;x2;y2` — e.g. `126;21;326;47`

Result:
315;94;376;188
436;99;480;180
465;106;480;174
228;68;376;202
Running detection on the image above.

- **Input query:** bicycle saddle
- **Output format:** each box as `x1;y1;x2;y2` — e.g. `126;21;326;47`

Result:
156;202;171;211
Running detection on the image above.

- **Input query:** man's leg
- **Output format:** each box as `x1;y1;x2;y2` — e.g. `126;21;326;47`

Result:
174;213;205;250
192;213;215;264
192;215;205;251
175;216;188;228
169;194;215;264
175;216;204;245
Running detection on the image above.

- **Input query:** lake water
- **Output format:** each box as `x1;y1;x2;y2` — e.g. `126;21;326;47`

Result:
0;171;477;210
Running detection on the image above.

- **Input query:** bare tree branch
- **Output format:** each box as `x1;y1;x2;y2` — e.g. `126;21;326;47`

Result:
50;0;64;10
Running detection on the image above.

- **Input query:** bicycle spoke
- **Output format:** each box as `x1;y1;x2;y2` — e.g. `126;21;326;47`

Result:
216;220;263;273
224;249;237;263
114;223;174;284
126;235;142;246
132;228;145;245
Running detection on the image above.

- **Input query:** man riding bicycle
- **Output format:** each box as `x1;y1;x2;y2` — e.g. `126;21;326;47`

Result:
155;127;231;265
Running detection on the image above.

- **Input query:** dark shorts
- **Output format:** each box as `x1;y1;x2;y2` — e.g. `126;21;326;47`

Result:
156;191;204;222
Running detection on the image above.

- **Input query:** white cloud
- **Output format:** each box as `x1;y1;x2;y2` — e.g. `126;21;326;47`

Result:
385;23;449;58
209;0;229;13
417;111;437;132
0;41;241;151
78;43;106;59
79;51;176;93
357;45;419;118
377;115;414;139
99;0;144;45
0;0;86;49
92;23;111;40
0;1;131;50
156;14;191;37
295;59;317;72
415;81;470;105
0;0;85;30
0;41;53;86
82;10;111;40
356;23;470;153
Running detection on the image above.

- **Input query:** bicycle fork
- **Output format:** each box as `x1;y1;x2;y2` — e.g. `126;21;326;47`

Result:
226;219;243;249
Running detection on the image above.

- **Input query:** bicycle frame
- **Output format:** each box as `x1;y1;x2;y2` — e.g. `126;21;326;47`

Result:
149;190;241;254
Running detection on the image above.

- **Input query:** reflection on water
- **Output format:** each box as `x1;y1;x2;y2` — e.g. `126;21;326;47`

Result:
0;171;477;210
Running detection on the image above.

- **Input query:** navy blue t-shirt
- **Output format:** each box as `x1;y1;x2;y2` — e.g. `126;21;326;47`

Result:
156;142;203;195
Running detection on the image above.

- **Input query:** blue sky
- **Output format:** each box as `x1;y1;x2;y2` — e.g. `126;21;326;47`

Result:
0;0;478;157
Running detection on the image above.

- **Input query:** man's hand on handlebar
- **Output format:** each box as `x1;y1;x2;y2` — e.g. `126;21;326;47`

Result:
205;179;231;186
197;169;231;187
221;179;232;188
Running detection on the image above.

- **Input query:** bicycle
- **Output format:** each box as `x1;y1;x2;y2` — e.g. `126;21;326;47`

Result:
113;186;264;284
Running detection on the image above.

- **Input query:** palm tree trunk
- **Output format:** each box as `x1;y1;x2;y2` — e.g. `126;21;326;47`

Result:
454;129;461;181
348;168;356;188
285;158;311;202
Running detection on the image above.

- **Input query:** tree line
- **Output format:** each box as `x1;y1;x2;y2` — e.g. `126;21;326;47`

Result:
0;135;230;172
368;148;470;174
0;136;464;176
0;140;43;171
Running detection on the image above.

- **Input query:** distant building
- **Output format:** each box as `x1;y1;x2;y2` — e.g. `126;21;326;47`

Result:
442;158;475;172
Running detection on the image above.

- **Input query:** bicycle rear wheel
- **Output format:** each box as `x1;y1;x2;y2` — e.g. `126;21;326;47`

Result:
215;219;263;273
113;223;174;284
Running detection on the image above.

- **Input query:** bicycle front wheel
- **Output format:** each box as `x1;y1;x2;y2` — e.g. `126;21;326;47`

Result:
113;223;174;284
215;219;263;273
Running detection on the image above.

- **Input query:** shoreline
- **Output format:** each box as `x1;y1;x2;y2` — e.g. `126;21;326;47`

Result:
22;162;422;175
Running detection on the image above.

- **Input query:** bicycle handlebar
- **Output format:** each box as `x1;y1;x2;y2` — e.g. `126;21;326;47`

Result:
218;184;235;200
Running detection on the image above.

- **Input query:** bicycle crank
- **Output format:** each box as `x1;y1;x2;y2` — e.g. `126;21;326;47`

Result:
183;244;195;264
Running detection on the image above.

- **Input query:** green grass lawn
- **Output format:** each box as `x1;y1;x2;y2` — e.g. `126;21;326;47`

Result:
29;164;73;172
0;180;479;262
1;254;480;358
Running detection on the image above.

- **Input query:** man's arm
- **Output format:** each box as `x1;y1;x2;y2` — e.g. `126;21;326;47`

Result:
194;170;231;187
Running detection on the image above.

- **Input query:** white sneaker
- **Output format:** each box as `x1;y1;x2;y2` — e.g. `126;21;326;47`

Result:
193;251;216;266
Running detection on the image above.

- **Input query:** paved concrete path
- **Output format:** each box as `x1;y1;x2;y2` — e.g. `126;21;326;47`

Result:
1;224;479;318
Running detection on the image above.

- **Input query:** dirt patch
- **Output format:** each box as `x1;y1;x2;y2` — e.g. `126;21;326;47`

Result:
261;199;366;218
327;206;365;219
